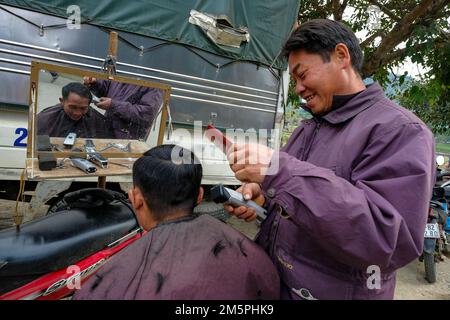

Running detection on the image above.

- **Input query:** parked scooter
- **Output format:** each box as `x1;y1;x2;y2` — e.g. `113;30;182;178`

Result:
0;188;142;300
435;180;450;256
421;156;450;283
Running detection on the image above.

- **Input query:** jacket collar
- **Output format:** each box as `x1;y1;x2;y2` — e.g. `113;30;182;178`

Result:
321;82;385;124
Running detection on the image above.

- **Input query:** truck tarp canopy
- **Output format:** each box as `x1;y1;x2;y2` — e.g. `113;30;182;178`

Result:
0;0;299;70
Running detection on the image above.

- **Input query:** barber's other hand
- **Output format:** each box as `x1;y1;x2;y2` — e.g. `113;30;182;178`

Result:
223;183;265;222
96;97;112;109
83;76;97;86
227;143;274;184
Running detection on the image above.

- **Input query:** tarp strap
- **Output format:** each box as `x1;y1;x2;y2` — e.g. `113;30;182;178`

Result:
0;5;90;36
97;27;279;75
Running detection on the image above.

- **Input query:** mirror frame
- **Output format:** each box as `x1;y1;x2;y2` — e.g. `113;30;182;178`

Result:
26;61;171;160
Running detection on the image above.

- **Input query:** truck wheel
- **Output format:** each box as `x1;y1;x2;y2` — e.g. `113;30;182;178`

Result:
424;252;437;283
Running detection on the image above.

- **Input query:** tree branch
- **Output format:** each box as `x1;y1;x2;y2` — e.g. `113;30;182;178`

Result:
360;29;385;49
362;0;442;77
381;47;409;65
367;39;442;77
331;0;348;21
298;0;330;21
366;0;401;22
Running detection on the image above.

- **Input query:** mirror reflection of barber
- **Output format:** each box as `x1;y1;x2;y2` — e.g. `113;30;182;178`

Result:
84;77;163;140
36;82;110;138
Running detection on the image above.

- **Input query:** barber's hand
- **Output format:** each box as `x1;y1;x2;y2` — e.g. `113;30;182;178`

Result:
227;143;274;184
83;76;96;86
223;183;265;222
96;97;112;109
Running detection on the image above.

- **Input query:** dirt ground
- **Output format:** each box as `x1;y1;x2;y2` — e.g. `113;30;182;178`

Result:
1;199;449;300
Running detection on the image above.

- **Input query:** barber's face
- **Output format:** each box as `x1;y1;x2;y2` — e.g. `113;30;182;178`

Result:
61;93;90;121
288;49;342;115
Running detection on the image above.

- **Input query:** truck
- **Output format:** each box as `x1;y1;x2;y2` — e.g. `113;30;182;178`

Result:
0;0;299;221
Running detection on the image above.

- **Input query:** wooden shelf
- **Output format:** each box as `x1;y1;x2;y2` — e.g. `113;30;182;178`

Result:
26;157;135;180
26;138;148;180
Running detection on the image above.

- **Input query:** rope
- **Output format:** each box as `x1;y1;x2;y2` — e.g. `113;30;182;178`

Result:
1;5;282;75
98;27;281;75
0;5;90;35
14;169;26;229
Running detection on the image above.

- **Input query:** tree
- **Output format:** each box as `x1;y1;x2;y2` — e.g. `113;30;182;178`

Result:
287;0;449;132
399;39;449;133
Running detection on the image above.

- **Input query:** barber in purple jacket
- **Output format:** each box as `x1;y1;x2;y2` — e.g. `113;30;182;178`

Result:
224;19;435;299
84;77;163;140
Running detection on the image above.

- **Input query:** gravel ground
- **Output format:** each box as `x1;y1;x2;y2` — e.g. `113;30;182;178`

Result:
0;199;22;229
1;199;449;300
394;257;450;300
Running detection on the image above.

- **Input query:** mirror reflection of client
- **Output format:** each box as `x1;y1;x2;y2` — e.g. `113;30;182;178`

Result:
84;77;163;140
73;144;280;300
37;82;110;138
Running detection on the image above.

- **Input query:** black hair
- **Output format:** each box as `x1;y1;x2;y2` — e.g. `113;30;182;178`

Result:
282;19;363;75
132;144;203;219
61;82;92;103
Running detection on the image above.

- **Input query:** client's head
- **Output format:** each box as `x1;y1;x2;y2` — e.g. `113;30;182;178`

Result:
60;82;92;121
129;144;203;230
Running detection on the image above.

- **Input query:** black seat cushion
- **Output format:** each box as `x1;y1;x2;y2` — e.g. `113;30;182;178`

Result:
0;199;138;278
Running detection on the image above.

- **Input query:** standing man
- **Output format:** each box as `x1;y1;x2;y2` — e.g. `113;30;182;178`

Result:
224;19;435;299
83;77;163;140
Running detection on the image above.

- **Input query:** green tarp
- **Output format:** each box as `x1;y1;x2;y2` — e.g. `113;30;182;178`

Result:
0;0;299;70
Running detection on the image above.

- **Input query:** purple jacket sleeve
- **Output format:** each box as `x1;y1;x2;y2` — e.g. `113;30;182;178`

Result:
109;88;163;123
90;79;110;97
261;123;434;272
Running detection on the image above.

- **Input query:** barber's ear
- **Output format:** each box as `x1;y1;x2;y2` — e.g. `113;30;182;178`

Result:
334;43;350;68
196;187;204;206
59;97;63;104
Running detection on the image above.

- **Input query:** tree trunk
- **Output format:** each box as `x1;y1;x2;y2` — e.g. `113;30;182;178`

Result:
362;0;446;77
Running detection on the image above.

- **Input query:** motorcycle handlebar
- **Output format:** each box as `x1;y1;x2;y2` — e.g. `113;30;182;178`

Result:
436;172;450;181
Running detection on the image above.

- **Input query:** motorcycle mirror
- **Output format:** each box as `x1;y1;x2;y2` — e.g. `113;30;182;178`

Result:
436;155;445;166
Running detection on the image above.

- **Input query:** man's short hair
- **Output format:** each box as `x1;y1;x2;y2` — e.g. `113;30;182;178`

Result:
62;82;92;103
282;19;363;75
132;144;202;219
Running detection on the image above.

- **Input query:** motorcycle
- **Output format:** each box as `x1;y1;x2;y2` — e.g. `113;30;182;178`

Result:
0;188;142;300
435;181;450;256
421;156;450;283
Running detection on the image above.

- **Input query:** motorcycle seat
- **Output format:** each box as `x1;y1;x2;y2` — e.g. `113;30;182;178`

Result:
0;200;138;278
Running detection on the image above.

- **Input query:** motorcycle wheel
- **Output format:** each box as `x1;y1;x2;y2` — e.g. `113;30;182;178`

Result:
424;252;437;283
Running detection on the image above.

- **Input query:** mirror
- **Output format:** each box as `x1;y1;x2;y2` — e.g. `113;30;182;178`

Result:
436;155;445;166
26;61;171;179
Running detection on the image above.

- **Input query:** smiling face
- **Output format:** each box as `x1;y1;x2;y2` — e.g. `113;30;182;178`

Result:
61;92;90;121
289;49;344;115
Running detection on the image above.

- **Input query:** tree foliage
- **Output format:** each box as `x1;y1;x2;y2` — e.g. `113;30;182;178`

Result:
287;0;449;133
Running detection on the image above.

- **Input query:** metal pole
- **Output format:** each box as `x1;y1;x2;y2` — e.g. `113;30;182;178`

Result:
98;31;118;189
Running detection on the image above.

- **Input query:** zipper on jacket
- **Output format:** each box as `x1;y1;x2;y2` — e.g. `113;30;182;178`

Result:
269;210;282;258
301;118;322;161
